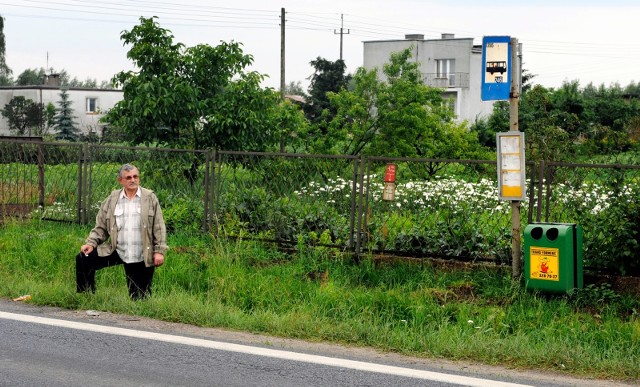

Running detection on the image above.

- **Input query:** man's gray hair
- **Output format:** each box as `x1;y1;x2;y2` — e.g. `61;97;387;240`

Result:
118;164;138;178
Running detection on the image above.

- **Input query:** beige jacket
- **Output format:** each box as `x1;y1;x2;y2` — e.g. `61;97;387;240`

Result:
85;187;168;267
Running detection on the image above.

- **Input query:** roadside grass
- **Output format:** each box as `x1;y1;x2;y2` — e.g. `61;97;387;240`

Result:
0;219;638;382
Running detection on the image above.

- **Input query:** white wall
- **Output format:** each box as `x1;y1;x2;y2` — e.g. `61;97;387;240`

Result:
363;40;416;82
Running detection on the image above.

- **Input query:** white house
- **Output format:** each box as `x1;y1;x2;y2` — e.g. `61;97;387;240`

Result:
0;81;123;136
363;33;496;123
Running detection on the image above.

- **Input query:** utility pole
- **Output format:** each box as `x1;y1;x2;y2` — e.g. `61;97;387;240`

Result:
333;14;350;61
279;8;286;153
509;37;522;280
280;8;285;99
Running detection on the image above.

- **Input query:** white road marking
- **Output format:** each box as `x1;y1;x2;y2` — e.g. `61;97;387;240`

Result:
0;311;532;387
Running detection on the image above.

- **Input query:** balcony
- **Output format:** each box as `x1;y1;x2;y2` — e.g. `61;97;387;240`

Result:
423;72;469;89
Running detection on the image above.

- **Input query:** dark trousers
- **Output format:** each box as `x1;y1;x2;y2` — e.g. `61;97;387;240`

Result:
76;249;155;300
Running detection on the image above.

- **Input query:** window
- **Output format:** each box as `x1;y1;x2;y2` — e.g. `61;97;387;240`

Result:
435;59;456;87
444;97;457;116
448;98;456;114
86;98;98;113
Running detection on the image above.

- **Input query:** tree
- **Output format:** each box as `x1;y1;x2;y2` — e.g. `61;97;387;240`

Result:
272;98;308;153
53;88;80;141
550;80;585;136
284;81;306;97
38;102;56;136
304;57;351;125
14;67;101;87
67;77;98;88
0;96;45;136
309;48;487;164
0;15;11;86
15;68;47;86
470;101;510;149
521;68;536;93
104;17;282;152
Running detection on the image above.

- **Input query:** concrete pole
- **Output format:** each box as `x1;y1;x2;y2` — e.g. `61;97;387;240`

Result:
509;37;522;280
333;14;350;61
280;8;285;99
279;8;286;153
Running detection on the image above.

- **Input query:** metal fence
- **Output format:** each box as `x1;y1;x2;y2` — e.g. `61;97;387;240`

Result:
0;139;212;235
2;138;639;274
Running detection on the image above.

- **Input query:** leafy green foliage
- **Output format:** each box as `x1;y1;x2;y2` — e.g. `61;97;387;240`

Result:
272;99;308;153
14;68;47;86
0;96;46;136
484;80;640;161
545;165;640;275
284;80;307;96
582;188;640;276
470;101;510;149
162;196;204;234
104;17;285;152
572;283;621;307
41;103;56;136
303;57;351;125
3;65;106;88
306;48;489;160
0;15;11;86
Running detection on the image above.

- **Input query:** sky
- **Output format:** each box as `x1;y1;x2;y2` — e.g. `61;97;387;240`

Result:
2;0;640;92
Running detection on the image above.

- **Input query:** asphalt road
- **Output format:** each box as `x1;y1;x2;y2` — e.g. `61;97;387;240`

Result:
0;298;633;387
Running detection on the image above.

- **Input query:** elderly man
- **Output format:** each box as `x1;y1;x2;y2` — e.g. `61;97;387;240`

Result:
76;163;168;300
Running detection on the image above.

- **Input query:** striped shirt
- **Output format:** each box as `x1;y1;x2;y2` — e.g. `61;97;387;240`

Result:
115;188;143;263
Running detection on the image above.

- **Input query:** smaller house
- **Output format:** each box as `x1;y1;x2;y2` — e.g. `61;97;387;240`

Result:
0;77;123;137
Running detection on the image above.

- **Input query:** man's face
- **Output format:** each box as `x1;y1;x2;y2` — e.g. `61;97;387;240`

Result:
118;168;140;191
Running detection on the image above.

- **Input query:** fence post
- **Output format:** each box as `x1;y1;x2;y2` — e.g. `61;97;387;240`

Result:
347;157;357;251
544;163;554;223
526;161;535;224
203;149;216;233
536;160;545;222
37;141;45;209
77;143;87;224
203;150;210;233
509;37;522;280
211;150;221;237
354;154;366;261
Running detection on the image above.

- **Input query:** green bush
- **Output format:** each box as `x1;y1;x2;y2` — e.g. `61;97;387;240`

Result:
162;196;204;234
583;195;640;276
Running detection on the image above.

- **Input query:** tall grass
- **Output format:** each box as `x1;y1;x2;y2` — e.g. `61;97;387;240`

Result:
0;219;638;381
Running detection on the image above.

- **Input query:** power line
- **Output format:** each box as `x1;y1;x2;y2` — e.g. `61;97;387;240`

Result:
3;0;640;88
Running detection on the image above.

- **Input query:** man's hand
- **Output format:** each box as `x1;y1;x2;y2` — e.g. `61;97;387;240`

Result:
80;244;94;256
153;253;165;267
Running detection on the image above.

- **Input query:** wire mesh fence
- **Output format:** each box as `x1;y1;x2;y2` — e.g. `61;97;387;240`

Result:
0;139;213;234
212;151;359;250
535;161;640;275
0;139;83;222
360;157;517;264
87;145;212;234
1;137;639;274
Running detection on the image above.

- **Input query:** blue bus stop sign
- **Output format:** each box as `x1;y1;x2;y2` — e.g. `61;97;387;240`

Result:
481;36;511;101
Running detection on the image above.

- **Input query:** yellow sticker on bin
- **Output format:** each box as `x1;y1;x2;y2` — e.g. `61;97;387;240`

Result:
529;247;559;281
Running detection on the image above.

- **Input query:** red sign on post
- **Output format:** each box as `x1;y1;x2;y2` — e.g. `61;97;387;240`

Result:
384;163;397;183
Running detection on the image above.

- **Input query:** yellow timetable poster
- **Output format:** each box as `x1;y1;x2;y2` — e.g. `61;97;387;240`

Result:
497;132;525;200
529;247;559;281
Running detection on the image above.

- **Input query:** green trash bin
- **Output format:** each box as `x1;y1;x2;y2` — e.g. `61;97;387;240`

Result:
524;223;583;293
